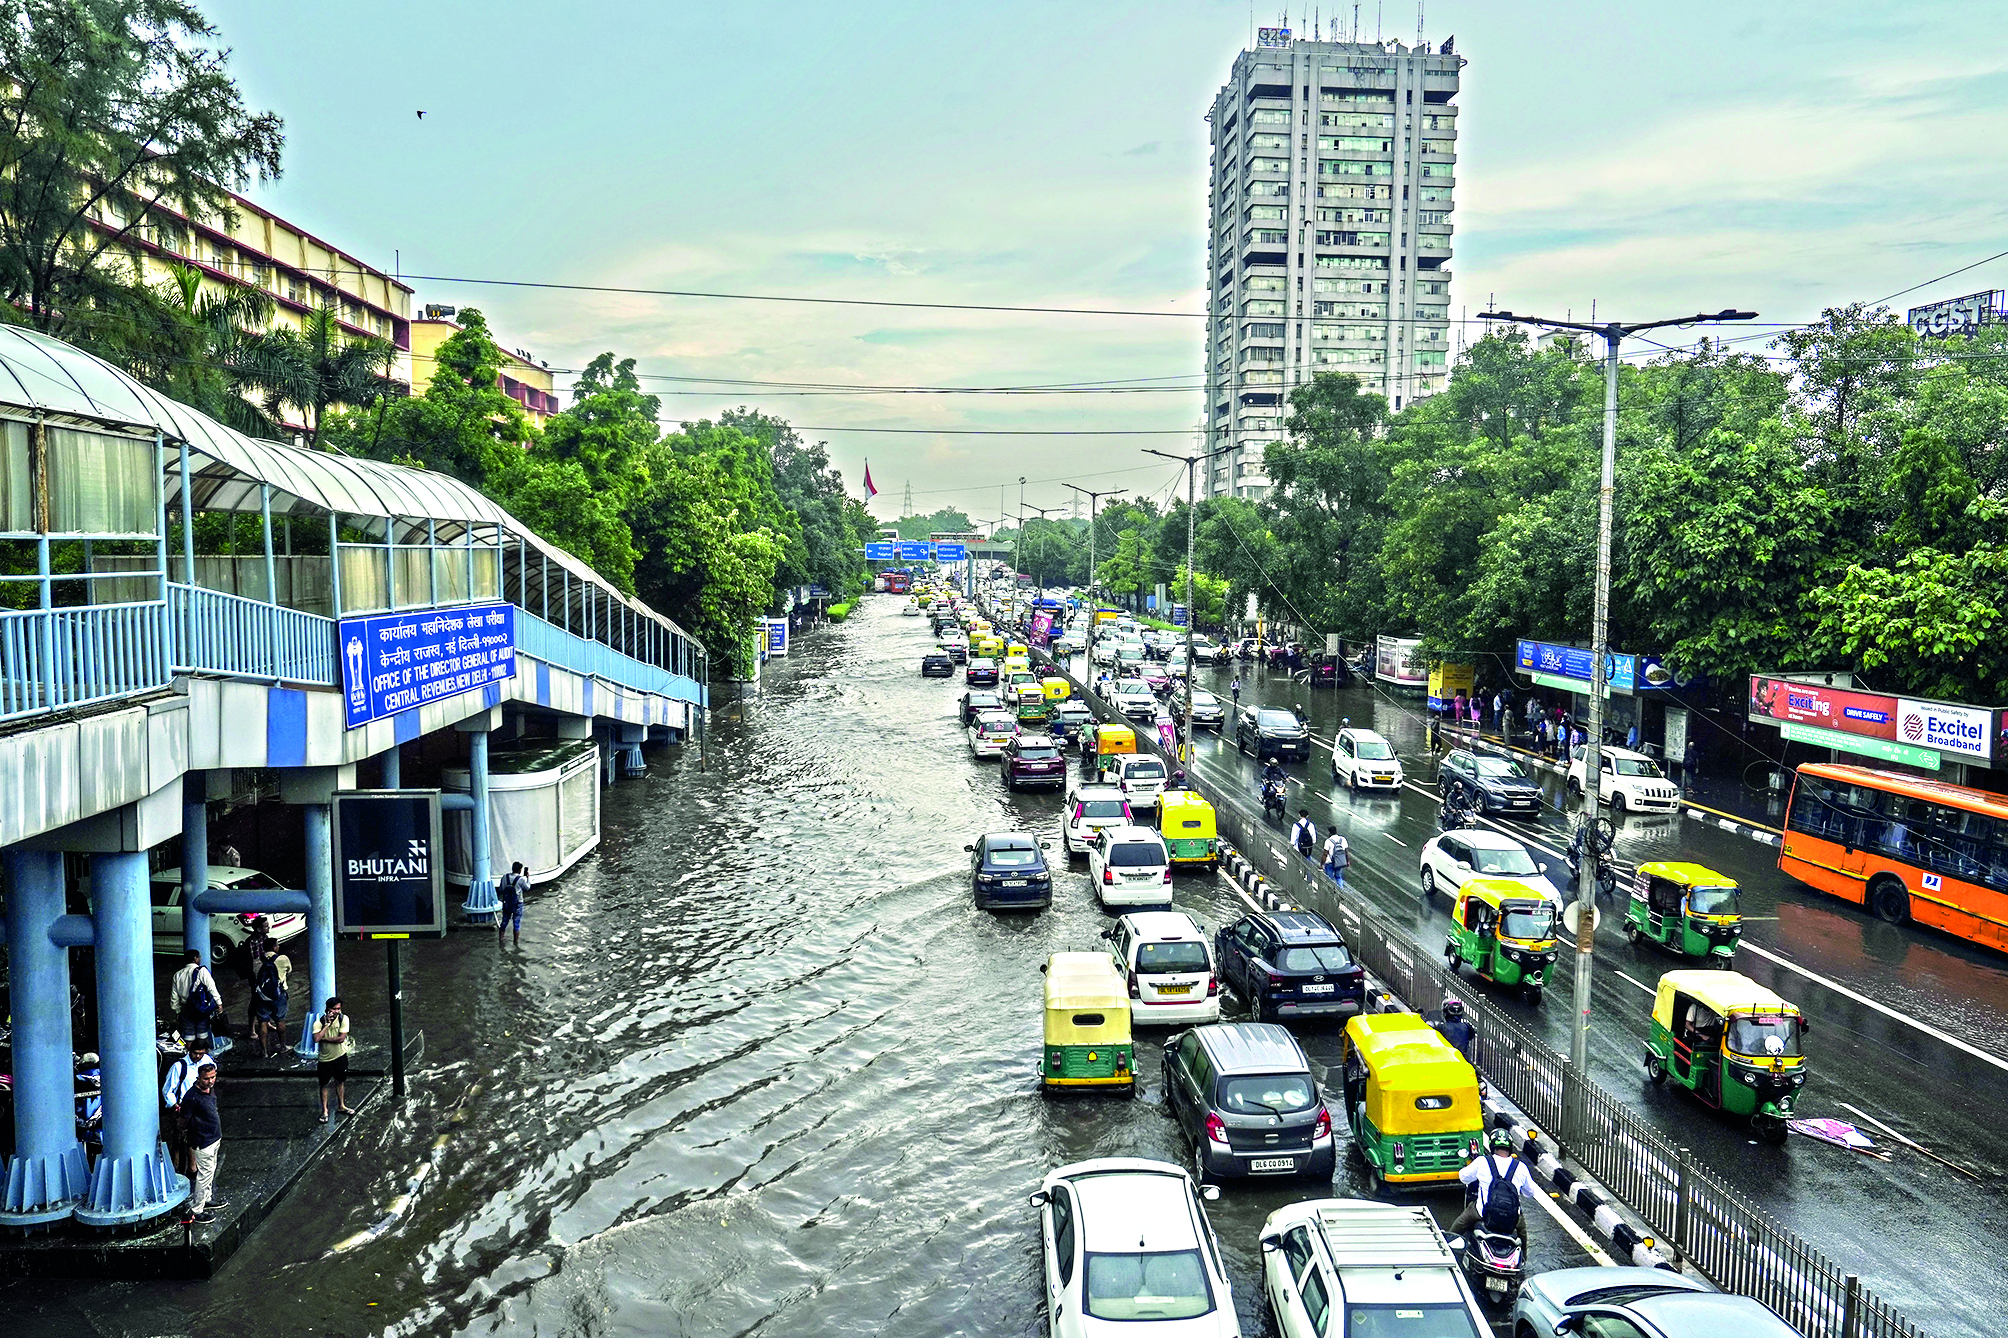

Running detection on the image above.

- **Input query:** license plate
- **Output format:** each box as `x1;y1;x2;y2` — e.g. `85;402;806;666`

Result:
1300;983;1335;994
1002;879;1026;887
1249;1158;1295;1173
1155;983;1194;995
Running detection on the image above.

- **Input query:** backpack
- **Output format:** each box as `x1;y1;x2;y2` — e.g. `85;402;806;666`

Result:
1481;1155;1522;1233
1295;824;1315;856
190;972;220;1018
257;959;288;1015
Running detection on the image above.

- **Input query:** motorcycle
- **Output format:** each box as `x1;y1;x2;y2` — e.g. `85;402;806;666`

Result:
1453;1146;1526;1307
1261;779;1288;822
1439;794;1477;830
1565;818;1620;897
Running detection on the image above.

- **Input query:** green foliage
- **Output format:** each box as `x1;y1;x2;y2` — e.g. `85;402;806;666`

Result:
826;601;852;621
894;507;974;541
1807;543;2008;700
0;0;284;335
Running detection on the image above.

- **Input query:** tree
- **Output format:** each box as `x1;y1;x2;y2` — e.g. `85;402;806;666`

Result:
104;260;280;436
1806;541;2008;701
240;303;400;447
0;0;283;336
1174;564;1228;627
329;307;529;484
1264;372;1393;637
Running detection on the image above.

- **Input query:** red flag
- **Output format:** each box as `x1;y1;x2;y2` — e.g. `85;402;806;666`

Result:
863;460;879;499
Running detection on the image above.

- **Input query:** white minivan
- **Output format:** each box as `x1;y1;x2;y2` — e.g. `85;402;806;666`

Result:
1089;826;1173;908
1104;911;1220;1024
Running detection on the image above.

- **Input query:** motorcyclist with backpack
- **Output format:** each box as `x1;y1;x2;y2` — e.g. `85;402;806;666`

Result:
1452;1128;1534;1256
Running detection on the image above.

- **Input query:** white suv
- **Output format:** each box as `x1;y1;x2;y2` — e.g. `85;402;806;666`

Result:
1104;911;1220;1024
1418;829;1563;908
1062;786;1136;859
1568;745;1681;813
1089;826;1173;908
1262;1199;1487;1338
1330;727;1403;790
151;866;305;963
1033;1158;1236;1337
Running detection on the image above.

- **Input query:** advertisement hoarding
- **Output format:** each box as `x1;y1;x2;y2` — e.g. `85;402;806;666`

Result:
1897;697;1992;762
1171;605;1188;627
764;618;788;657
1028;610;1055;648
1748;675;1896;743
1907;289;2001;340
332;790;446;938
341;603;515;731
1375;634;1427;689
1515;639;1636;694
1427;661;1475;711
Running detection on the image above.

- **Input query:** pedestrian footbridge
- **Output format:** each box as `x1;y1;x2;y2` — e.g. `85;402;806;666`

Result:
0;327;707;1230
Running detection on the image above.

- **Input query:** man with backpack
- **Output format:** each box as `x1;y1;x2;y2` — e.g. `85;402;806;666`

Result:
1451;1128;1535;1255
1322;827;1350;889
498;861;531;947
1291;809;1317;860
170;950;223;1044
251;949;289;1057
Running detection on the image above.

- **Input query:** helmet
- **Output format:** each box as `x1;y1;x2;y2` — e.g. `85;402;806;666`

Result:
1442;998;1466;1021
1488;1128;1514;1152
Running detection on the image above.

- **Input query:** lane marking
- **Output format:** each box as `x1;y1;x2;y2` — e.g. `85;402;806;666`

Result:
1736;940;2008;1075
1613;970;1657;996
1532;1172;1616;1266
1380;833;1408;847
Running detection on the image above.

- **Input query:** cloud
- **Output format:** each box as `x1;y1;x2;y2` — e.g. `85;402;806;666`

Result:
1119;140;1161;157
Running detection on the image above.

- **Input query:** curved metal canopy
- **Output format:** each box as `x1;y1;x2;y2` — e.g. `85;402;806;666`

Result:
0;325;690;639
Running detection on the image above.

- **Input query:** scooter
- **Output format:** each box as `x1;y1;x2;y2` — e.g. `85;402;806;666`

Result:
1261;779;1288;822
1455;1221;1524;1307
1439;794;1477;830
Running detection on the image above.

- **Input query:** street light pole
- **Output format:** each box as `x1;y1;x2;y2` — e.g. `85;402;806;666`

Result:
1064;485;1127;673
1479;305;1756;1081
1145;444;1236;768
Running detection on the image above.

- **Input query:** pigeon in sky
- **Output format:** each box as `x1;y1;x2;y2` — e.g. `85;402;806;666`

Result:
416;110;426;119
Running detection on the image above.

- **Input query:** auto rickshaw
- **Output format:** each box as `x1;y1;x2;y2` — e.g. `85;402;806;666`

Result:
976;635;1004;659
1645;970;1807;1143
1443;878;1560;1004
1626;862;1742;966
1015;681;1052;725
1157;790;1219;868
1003;653;1032;675
1040;952;1135;1095
1339;1012;1484;1186
1083;723;1138;780
1040;676;1072;703
1007;641;1029;661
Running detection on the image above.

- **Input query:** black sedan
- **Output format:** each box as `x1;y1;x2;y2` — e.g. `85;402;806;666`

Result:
965;832;1052;911
959;689;1006;725
921;652;955;677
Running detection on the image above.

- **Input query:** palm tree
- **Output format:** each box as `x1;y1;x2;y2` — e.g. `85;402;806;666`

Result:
239;303;401;448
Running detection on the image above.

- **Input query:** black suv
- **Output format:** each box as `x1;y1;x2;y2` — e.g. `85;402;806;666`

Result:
1214;911;1364;1022
965;833;1052;911
1162;1023;1336;1183
959;689;1005;725
921;652;955;677
1439;748;1542;818
1234;706;1310;761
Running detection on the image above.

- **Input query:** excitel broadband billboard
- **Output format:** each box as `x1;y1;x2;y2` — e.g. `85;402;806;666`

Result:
1749;677;1996;763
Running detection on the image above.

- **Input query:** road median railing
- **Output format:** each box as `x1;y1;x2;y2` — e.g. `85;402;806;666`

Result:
1028;641;1927;1338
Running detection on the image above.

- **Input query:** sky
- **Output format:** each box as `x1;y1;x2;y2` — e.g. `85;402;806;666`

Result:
202;0;2008;524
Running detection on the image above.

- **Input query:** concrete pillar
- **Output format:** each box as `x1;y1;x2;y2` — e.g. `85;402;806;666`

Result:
0;851;90;1225
76;851;188;1228
458;715;499;922
181;774;210;967
381;744;401;789
617;722;647;777
293;803;335;1059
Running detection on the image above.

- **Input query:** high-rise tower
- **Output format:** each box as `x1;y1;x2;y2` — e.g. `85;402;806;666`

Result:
1203;30;1464;498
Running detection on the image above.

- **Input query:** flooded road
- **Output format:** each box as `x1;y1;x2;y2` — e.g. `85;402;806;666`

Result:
8;597;1999;1337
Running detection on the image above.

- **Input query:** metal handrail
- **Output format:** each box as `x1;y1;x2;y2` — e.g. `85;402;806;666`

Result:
0;601;170;722
515;609;705;707
166;583;336;685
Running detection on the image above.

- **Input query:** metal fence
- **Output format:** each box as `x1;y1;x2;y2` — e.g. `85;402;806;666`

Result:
0;601;172;722
1029;647;1926;1338
169;583;337;685
517;609;706;707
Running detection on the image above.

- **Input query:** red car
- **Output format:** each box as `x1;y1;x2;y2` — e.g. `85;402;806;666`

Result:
1002;735;1067;792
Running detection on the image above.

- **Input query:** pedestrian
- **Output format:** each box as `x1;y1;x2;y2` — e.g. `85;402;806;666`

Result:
184;1063;224;1223
1491;691;1503;734
1626;721;1640;751
1231;675;1242;705
170;950;223;1044
497;860;530;947
1683;738;1699;789
161;1036;214;1178
1428;712;1443;753
1291;809;1317;859
1323;827;1351;889
314;997;354;1123
251;949;288;1057
1534;716;1549;751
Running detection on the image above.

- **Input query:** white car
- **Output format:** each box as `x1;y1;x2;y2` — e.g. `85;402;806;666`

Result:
1114;754;1169;812
1418;828;1563;907
1567;744;1682;813
1187;635;1225;665
1063;786;1137;860
969;710;1019;759
151;866;306;962
1262;1199;1487;1338
1104;911;1220;1024
1330;727;1403;790
1089;826;1173;908
1111;683;1160;722
1033;1158;1236;1337
1092;639;1121;666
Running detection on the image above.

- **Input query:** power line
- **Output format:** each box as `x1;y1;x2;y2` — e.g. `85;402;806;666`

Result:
790;424;1197;436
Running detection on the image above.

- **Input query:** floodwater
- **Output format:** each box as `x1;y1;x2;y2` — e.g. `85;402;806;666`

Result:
8;596;2001;1337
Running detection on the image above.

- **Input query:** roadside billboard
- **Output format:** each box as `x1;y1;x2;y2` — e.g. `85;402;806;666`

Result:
1746;675;1943;769
1897;697;1992;763
1515;639;1636;695
332;790;446;938
1375;634;1427;689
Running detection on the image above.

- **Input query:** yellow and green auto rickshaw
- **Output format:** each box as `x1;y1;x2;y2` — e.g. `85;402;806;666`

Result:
1645;970;1807;1144
1626;862;1742;967
1443;878;1560;1005
1040;953;1135;1096
1157;790;1219;868
1340;1012;1484;1186
1083;723;1138;781
1015;681;1053;725
1003;653;1032;675
1040;676;1072;703
1007;640;1030;661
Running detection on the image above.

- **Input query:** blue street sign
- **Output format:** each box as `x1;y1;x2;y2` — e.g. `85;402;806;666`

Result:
1146;594;1158;610
898;541;931;561
934;543;967;561
341;603;515;730
1172;605;1188;626
765;618;789;656
863;542;897;561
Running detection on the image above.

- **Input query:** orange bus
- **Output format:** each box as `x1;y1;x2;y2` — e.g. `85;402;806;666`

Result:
1779;762;2008;954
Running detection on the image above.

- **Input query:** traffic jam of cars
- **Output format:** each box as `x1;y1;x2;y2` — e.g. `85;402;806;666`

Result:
906;574;1805;1337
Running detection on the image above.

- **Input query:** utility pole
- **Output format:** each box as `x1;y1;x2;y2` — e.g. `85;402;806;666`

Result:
1016;476;1026;587
1479;305;1756;1083
1144;444;1235;767
1064;485;1126;676
1016;503;1064;618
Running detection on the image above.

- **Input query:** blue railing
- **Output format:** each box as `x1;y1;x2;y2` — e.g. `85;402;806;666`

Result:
0;602;172;722
517;609;706;707
168;584;337;685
